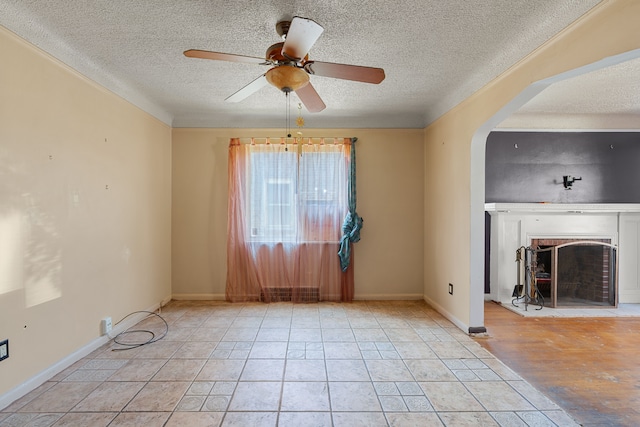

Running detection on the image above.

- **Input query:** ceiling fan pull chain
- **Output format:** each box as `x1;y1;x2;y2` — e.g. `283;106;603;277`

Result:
286;91;292;138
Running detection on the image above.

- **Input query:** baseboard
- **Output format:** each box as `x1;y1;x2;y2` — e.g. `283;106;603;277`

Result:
353;293;424;301
422;294;470;333
619;295;640;304
171;293;424;302
0;300;163;411
171;293;226;301
161;295;173;307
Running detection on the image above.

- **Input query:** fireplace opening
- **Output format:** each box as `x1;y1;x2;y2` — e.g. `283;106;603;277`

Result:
531;239;617;308
534;247;552;301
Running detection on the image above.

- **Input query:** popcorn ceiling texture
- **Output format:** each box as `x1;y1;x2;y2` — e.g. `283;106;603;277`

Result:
0;0;612;129
499;57;640;129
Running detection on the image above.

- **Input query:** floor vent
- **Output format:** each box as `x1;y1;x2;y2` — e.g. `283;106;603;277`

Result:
261;287;319;303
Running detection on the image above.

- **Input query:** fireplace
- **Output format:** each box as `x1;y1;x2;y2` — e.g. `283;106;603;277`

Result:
485;203;640;307
530;238;617;308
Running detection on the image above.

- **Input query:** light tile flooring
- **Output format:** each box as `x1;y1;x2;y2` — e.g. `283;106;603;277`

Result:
1;300;579;426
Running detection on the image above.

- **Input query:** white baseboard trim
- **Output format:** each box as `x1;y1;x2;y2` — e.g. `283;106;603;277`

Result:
620;296;640;304
0;300;163;411
0;336;111;411
353;293;424;301
422;294;470;333
161;295;173;307
170;293;426;302
171;293;226;301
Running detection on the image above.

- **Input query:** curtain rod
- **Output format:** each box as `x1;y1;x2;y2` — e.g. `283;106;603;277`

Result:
232;137;354;145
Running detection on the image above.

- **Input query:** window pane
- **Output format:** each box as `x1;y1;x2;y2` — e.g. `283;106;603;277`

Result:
299;146;347;242
248;149;297;240
299;152;342;206
265;179;294;229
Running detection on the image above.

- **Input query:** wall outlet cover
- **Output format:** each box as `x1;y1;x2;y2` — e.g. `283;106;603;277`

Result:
101;317;113;335
0;339;8;361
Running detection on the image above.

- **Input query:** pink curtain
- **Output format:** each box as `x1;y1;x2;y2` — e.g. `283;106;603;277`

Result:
226;138;354;302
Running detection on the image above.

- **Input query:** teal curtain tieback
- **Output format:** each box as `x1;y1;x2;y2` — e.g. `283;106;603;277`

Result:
338;137;362;272
338;211;363;271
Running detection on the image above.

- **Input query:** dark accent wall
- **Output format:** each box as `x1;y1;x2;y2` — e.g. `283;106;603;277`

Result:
485;132;640;203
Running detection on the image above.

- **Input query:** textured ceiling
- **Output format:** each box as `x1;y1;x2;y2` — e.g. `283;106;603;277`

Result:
499;56;640;129
4;0;631;129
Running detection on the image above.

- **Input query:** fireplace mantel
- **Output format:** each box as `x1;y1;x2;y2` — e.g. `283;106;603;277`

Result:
485;203;640;214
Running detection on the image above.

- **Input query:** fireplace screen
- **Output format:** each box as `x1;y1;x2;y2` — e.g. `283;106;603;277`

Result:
532;240;617;308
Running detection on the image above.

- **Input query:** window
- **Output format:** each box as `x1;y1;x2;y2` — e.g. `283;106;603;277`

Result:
226;137;355;303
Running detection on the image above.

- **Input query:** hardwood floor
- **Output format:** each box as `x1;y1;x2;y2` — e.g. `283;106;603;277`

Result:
477;301;640;426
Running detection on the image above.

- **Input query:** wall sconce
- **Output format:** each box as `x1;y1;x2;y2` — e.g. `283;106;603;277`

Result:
563;175;582;189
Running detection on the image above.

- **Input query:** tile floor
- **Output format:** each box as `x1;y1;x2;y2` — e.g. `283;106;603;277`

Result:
1;300;579;426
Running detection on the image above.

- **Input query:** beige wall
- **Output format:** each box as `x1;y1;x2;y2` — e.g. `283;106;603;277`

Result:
423;0;640;329
171;128;425;300
0;27;172;397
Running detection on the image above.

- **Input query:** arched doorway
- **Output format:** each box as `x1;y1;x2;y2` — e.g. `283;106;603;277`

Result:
469;49;640;328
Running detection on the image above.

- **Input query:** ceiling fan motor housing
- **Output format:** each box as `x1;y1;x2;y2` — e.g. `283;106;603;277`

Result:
265;42;308;65
264;38;311;93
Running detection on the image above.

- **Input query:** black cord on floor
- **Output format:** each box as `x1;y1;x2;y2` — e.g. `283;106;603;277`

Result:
109;311;168;351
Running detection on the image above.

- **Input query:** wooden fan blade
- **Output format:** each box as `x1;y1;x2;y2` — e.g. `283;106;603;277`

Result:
282;17;324;61
225;74;269;103
304;61;385;84
295;83;326;113
184;49;266;65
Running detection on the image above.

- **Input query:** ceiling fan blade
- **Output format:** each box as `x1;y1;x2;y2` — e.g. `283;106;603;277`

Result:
304;61;385;84
282;17;324;61
184;49;266;65
295;83;326;113
225;74;269;103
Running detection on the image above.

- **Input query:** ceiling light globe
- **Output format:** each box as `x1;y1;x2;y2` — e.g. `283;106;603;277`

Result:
265;66;309;92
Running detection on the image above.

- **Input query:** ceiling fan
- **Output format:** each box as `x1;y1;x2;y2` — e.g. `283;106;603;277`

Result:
184;16;385;113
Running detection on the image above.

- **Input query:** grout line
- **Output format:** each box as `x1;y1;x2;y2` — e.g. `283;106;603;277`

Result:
0;301;578;427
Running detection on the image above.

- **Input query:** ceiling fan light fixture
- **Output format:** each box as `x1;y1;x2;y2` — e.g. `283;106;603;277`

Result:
265;66;309;92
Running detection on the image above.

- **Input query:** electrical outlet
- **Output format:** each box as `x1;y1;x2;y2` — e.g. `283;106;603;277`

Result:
0;339;8;361
448;283;453;295
101;317;112;335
